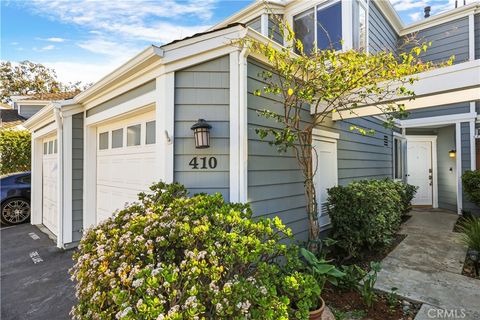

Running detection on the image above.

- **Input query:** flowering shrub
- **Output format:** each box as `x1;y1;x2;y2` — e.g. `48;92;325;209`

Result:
71;182;318;319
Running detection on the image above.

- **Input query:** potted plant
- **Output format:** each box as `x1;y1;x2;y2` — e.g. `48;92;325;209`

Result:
280;271;324;319
299;247;345;319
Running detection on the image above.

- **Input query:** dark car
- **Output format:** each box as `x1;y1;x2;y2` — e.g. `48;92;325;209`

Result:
0;172;31;225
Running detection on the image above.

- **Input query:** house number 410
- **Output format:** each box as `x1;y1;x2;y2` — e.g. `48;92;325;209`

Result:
189;156;218;169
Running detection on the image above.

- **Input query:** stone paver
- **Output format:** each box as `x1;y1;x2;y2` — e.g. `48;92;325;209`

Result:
374;209;480;320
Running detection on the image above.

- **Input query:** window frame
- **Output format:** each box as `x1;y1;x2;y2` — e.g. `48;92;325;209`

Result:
126;123;142;147
354;0;368;52
393;134;405;181
145;120;156;145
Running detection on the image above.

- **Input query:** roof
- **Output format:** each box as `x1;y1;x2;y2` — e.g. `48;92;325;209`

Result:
0;110;26;129
163;22;245;47
21;90;80;101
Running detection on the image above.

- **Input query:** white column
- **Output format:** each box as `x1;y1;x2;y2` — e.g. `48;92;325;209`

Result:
456;122;463;214
261;14;269;37
156;72;175;183
468;14;475;61
229;51;240;202
30;136;43;225
83;124;97;229
342;0;354;51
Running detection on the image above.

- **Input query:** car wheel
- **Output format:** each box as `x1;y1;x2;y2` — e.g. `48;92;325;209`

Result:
1;198;31;225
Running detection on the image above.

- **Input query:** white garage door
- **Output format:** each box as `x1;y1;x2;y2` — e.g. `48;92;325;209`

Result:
42;136;58;235
96;111;157;223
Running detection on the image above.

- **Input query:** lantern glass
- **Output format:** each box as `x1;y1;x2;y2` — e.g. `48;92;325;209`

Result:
191;119;212;149
448;150;456;158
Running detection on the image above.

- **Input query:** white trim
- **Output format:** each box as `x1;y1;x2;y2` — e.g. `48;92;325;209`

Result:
470;101;477;114
156;72;175;183
53;105;64;248
312;128;340;140
32;122;57;139
261;13;269;37
341;0;353;51
62;115;73;245
83;124;97;229
229;51;240;202
456;122;463;214
406;135;438;208
30;137;43;226
239;49;249;203
470;120;476;171
469;14;475;61
399;112;477;128
85;91;156;126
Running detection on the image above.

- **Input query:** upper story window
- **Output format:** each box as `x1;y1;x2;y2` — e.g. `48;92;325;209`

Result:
293;1;342;53
353;0;367;51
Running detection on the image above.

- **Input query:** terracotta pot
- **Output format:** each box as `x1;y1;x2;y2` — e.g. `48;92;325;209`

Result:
309;297;325;320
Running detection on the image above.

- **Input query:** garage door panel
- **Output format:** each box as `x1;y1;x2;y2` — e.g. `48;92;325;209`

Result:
42;136;58;236
96;112;156;224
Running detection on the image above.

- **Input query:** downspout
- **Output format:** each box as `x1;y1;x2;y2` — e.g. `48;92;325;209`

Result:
53;103;64;248
238;47;248;203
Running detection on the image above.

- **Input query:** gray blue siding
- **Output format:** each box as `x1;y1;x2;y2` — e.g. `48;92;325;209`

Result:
436;126;457;212
247;59;308;240
247;59;395;239
475;14;480;60
401;17;469;64
18;105;44;118
86;80;155;117
405;102;470;120
268;14;284;45
72;112;84;242
369;0;398;54
174;56;230;200
246;16;261;33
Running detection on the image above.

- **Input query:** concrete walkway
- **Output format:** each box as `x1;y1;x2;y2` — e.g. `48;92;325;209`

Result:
374;209;480;320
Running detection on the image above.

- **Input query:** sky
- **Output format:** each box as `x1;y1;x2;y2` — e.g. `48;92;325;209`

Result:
0;0;472;85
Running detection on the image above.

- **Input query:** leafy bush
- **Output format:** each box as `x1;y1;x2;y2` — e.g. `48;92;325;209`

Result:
462;170;480;206
327;179;405;258
393;181;418;215
71;182;321;320
0;129;31;175
458;217;480;253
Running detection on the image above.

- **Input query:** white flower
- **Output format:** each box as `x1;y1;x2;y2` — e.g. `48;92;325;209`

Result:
132;278;144;288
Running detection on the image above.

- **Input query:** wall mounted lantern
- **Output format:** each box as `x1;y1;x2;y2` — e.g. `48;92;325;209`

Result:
191;119;212;149
448;149;456;158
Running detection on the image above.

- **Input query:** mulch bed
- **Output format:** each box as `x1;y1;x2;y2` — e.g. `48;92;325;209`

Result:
461;255;479;280
322;285;420;320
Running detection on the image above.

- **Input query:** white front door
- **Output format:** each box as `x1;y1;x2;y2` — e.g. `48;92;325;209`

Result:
407;140;433;206
96;111;157;223
312;136;338;228
42;136;58;235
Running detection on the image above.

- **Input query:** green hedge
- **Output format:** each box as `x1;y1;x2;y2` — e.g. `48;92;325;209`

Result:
0;129;31;175
327;179;416;258
462;170;480;206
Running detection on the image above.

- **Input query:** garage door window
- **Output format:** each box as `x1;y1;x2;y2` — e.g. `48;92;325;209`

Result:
99;132;109;150
43;142;48;154
146;121;156;145
112;129;123;148
127;124;141;146
54;139;58;154
48;141;54;154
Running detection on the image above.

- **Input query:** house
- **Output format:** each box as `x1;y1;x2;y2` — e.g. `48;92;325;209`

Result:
11;91;79;119
23;0;480;249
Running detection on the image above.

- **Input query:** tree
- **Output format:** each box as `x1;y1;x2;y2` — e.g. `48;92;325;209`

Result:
0;129;31;174
0;60;87;103
237;20;452;246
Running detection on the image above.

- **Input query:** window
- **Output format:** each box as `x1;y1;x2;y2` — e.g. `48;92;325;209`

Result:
127;124;141;146
353;0;367;51
293;2;343;53
54;139;58;154
112;129;123;148
393;137;404;180
99;132;109;150
146;121;156;145
293;8;315;54
316;2;342;50
43;142;48;155
48;141;53;154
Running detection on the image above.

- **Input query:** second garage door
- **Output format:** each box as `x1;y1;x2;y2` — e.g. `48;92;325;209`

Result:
42;135;58;235
96;111;157;223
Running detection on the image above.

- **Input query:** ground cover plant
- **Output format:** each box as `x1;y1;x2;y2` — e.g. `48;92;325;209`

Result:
71;182;340;320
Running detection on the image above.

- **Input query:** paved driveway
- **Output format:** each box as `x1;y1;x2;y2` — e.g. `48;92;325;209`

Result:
1;224;76;320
